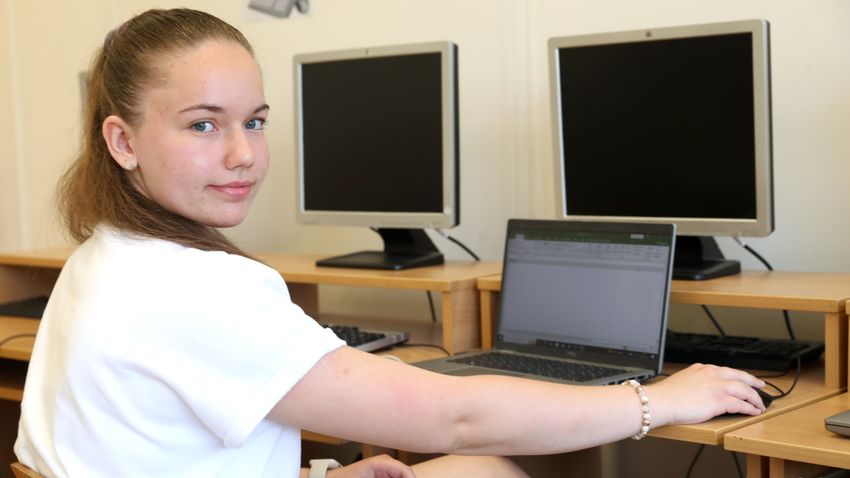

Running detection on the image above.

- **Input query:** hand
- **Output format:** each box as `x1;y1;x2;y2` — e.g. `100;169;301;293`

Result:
646;363;767;426
326;454;416;478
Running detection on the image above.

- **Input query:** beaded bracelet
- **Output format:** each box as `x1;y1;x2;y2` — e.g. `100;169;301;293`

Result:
622;379;651;440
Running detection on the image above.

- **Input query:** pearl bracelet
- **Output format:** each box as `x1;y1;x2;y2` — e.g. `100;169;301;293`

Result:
622;379;651;440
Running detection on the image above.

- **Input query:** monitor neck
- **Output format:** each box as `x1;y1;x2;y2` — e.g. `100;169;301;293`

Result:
673;235;741;281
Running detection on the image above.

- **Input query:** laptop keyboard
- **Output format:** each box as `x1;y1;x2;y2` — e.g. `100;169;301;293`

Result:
323;324;409;353
448;351;629;382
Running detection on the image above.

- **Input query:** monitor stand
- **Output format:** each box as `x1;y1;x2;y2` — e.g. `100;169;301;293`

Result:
673;236;741;281
316;228;445;271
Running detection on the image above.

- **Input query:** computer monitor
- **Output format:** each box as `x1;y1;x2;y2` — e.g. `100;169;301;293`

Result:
548;19;773;280
294;41;459;270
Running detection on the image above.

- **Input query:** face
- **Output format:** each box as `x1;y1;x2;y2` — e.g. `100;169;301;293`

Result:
109;40;270;228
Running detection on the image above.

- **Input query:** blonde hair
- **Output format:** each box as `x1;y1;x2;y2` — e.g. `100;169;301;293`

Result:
57;8;256;257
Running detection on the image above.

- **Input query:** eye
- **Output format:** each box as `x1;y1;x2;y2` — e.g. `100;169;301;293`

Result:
191;121;215;133
245;118;266;131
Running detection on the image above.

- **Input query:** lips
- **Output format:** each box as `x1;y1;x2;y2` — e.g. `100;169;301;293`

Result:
210;181;254;199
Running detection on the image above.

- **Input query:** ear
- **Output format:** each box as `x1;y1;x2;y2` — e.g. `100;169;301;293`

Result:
102;115;138;171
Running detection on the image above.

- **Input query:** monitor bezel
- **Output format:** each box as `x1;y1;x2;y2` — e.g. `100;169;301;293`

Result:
293;41;459;229
548;19;773;237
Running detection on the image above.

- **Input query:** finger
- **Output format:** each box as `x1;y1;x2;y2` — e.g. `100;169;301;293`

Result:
729;381;767;412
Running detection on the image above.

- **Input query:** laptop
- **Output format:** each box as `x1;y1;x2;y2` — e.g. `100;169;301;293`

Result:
825;409;850;438
414;219;676;385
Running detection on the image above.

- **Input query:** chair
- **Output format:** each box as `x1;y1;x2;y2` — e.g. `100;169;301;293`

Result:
10;462;46;478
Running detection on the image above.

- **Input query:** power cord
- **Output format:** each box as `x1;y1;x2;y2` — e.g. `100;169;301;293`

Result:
685;444;745;478
0;333;37;348
435;228;481;261
701;305;726;336
426;229;481;322
758;355;802;399
732;237;796;340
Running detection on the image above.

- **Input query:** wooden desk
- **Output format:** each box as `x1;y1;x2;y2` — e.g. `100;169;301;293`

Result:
478;270;850;389
725;392;850;477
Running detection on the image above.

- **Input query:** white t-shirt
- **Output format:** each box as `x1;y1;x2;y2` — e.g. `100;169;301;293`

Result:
15;225;344;477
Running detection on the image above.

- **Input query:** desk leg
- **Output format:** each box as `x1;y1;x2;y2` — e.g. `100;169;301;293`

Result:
441;289;480;355
823;312;848;389
479;290;499;350
745;454;768;478
769;457;831;478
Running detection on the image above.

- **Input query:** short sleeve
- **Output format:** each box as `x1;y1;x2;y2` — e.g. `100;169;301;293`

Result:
97;249;344;448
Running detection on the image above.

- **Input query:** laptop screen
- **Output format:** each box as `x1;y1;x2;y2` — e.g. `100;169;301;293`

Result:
496;219;675;369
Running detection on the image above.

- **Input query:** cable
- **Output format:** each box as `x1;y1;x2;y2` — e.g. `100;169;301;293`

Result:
685;444;705;478
732;237;796;340
731;451;744;478
434;229;481;261
762;355;802;399
0;333;37;348
427;291;437;322
700;305;727;336
428;229;481;323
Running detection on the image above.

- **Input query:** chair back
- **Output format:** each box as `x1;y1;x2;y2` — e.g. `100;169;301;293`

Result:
10;462;47;478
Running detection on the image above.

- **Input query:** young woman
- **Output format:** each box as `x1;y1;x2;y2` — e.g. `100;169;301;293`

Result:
14;8;767;478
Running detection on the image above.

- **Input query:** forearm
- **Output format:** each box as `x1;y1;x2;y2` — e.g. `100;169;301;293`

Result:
273;348;764;456
434;374;658;455
272;347;659;455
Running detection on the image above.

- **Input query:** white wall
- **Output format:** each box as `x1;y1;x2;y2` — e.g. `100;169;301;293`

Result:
2;0;848;323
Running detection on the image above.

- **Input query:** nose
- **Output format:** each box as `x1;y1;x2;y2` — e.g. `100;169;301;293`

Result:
225;129;255;169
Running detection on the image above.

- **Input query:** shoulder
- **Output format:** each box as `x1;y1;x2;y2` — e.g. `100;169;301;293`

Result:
76;225;279;282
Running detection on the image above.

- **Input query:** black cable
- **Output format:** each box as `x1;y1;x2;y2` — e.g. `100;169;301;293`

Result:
762;355;802;399
731;451;744;478
700;305;726;336
685;444;705;478
427;291;437;322
734;238;796;340
427;229;481;322
445;235;480;261
435;229;481;261
0;333;36;348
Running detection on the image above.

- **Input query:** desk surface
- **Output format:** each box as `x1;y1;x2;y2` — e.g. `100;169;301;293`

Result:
0;249;501;293
725;392;850;469
650;361;842;445
479;270;850;313
256;253;501;291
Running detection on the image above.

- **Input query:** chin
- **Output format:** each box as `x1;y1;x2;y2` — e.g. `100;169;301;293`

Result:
199;212;249;229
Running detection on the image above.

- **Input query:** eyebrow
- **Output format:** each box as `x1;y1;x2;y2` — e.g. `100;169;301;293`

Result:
177;104;270;114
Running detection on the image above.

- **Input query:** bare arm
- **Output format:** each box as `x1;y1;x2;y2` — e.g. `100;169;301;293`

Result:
269;346;765;455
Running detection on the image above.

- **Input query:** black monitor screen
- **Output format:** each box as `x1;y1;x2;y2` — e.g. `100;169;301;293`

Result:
300;53;443;214
556;33;757;220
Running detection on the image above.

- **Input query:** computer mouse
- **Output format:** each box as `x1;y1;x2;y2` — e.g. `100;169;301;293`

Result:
720;387;774;418
754;387;774;409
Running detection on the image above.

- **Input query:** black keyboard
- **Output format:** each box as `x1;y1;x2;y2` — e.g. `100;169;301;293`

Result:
0;296;49;319
665;330;825;371
448;351;628;383
324;324;409;353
